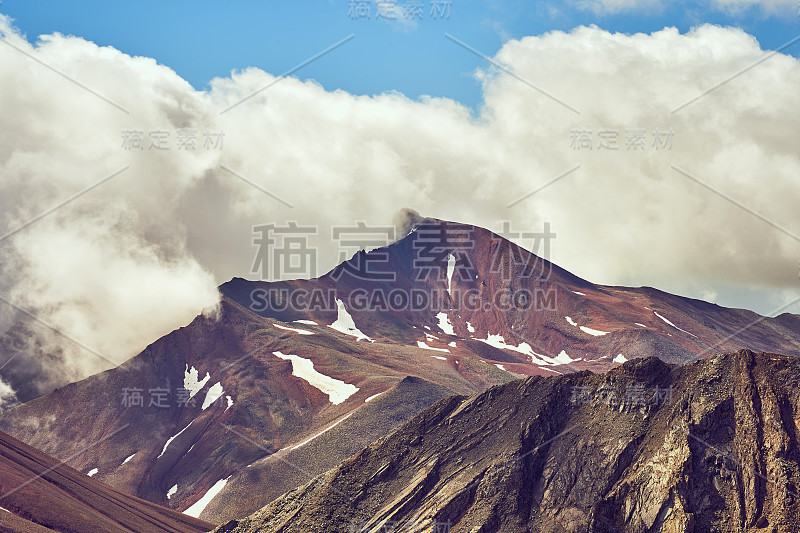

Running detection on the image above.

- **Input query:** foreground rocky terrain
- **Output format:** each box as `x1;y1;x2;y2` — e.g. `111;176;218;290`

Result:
1;217;799;524
220;350;800;533
0;429;213;533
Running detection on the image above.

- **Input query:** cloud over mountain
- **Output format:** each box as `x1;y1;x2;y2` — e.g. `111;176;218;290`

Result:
0;15;798;399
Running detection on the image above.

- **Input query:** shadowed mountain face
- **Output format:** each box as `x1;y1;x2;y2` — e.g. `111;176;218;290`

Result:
0;218;799;525
0;429;213;533
216;350;800;533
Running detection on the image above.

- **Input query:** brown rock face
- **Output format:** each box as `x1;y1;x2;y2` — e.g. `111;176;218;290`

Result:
219;350;800;533
0;429;213;533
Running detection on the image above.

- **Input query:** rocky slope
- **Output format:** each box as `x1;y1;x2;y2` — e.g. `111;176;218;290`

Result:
0;429;213;533
220;350;800;533
1;217;799;525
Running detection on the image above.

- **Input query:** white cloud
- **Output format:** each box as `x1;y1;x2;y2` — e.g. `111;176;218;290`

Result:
711;0;797;16
574;0;665;15
0;17;799;395
572;0;797;16
0;376;17;411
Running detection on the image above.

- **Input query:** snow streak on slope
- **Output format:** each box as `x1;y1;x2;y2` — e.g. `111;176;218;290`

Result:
183;476;231;518
273;351;359;405
329;299;373;342
654;311;698;338
167;484;177;500
364;392;384;403
274;324;315;335
201;382;224;410
446;254;455;297
436;312;455;335
579;326;610;336
158;421;193;459
289;412;354;451
122;453;136;465
87;468;98;477
614;353;628;363
294;320;318;325
566;316;578;327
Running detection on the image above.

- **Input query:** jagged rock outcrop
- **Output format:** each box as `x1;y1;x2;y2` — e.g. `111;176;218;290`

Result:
218;350;800;533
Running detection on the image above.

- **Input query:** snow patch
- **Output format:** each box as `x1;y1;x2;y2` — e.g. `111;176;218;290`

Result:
122;453;136;465
417;341;450;353
477;333;555;366
448;341;457;347
613;353;628;364
273;351;359;405
654;311;698;338
274;324;315;335
466;322;475;333
329;300;373;342
158;421;193;459
635;323;647;328
184;366;210;399
167;484;177;500
290;412;354;451
430;355;448;361
436;312;455;335
294;320;318;325
183;477;231;518
225;396;234;411
572;291;586;296
495;364;506;371
554;350;580;365
566;316;609;336
579;326;609;336
87;468;98;477
201;382;224;410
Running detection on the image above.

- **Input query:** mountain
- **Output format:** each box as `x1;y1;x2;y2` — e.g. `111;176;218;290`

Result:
0;428;213;533
1;217;798;525
216;349;800;533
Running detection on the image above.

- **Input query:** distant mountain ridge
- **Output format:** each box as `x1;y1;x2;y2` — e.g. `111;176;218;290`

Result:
217;350;800;533
0;217;798;525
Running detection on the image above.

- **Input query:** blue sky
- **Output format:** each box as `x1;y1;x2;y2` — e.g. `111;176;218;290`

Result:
2;0;798;111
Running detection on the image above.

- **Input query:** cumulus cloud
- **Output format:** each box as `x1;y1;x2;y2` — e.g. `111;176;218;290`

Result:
0;16;799;398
